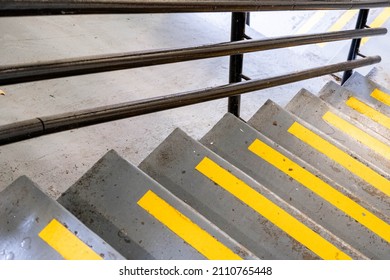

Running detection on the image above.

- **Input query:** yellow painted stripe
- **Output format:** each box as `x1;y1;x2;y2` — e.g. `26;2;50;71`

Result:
361;8;390;45
195;157;351;260
288;121;390;197
39;219;103;260
346;96;390;129
323;111;390;161
249;137;390;244
296;11;327;35
137;190;242;260
318;10;358;47
371;88;390;107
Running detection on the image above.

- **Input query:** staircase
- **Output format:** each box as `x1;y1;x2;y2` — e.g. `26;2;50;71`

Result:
1;68;390;260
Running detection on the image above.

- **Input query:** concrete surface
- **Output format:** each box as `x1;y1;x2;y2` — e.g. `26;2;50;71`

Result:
0;10;386;197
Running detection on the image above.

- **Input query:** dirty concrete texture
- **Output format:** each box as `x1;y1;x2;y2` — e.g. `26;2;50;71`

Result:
1;10;389;196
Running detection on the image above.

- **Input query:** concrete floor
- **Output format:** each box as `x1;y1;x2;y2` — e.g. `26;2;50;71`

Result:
0;11;386;198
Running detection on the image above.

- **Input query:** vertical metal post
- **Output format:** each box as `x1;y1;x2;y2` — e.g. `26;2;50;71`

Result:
341;9;370;85
246;12;251;25
228;12;246;117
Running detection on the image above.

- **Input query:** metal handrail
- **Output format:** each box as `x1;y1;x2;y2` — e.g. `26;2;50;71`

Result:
0;56;381;145
1;0;390;16
0;28;385;86
1;2;389;143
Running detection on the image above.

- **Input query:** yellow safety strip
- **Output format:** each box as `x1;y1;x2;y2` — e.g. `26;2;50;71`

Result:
249;137;390;243
371;88;390;107
361;8;390;45
137;190;242;260
318;10;358;47
346;96;390;129
195;157;351;260
323;111;390;161
39;219;103;260
288;121;390;197
296;11;327;35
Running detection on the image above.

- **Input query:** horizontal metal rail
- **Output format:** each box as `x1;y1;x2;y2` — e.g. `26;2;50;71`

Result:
0;56;380;146
1;0;390;16
0;28;386;86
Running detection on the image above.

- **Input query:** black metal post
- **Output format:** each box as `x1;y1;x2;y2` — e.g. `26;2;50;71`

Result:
342;9;370;84
228;12;246;117
246;12;251;25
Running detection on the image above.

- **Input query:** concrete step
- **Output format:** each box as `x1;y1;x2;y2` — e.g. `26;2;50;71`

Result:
286;88;390;177
0;176;124;260
139;128;365;260
57;150;255;260
202;113;390;259
248;100;390;201
343;72;390;117
319;81;390;142
367;67;390;90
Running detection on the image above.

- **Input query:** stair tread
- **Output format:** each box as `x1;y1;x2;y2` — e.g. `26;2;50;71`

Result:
319;81;390;141
58;150;256;260
343;72;390;116
0;176;124;260
203;113;389;259
366;67;390;90
140;128;365;260
286;88;390;176
249;98;390;181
